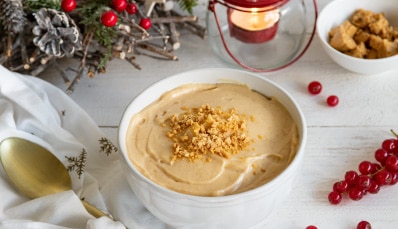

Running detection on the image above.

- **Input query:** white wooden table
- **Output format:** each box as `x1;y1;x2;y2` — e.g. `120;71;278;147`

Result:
40;0;398;228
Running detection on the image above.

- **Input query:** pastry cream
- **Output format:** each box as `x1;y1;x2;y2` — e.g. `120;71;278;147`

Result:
126;83;298;196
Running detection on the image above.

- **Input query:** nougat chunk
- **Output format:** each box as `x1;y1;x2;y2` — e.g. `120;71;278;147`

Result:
366;49;378;59
351;9;375;28
329;20;358;37
368;13;389;35
345;42;368;58
354;29;371;43
378;39;398;58
368;35;398;58
329;26;357;52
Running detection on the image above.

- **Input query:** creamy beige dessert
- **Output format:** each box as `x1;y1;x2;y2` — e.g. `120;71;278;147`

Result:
126;83;298;196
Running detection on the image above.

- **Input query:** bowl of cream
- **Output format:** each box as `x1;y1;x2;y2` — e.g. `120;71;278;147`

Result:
118;68;307;228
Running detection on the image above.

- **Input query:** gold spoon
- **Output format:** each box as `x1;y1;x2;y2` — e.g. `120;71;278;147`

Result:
0;137;109;218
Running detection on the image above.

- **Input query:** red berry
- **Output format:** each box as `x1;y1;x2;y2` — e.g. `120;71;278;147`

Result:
307;81;322;95
358;161;373;175
374;169;391;185
367;180;380;194
348;187;363;201
357;220;371;229
101;11;118;27
382;138;397;153
306;226;318;229
326;95;339;107
357;175;371;191
140;18;152;30
371;163;382;174
385;155;398;172
61;0;76;13
374;148;389;165
389;172;398;185
345;170;358;185
328;191;342;204
112;0;127;12
126;3;137;14
333;180;348;193
392;139;398;155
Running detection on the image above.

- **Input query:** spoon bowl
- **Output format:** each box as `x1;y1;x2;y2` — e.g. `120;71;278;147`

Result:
0;137;108;218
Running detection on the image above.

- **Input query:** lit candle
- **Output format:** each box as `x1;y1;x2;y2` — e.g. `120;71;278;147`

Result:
228;8;280;43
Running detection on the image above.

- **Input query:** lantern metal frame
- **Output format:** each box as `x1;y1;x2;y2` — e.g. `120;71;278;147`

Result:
208;0;318;72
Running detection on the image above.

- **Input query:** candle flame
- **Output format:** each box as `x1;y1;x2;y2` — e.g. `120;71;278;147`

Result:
230;8;280;31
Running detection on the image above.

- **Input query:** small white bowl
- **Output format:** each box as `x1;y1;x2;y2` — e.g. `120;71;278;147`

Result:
316;0;398;74
118;68;307;228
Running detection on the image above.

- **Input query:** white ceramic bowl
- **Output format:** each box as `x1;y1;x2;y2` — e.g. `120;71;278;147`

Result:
118;68;307;228
316;0;398;75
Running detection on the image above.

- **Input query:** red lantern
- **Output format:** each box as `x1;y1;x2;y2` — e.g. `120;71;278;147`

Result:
207;0;318;72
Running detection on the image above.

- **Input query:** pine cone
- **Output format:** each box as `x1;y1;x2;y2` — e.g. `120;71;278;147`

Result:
32;9;83;57
0;0;26;35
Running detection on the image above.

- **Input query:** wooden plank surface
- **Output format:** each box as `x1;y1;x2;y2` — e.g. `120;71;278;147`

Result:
39;0;398;228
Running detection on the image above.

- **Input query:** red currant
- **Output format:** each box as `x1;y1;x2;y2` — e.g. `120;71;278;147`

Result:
357;220;371;229
61;0;76;13
358;161;373;175
326;95;339;107
333;180;348;193
385;155;398;172
306;226;318;229
348;187;363;201
374;148;389;165
101;11;118;27
374;169;391;185
357;175;371;191
389;172;398;185
371;163;382;174
367;180;380;194
112;0;127;12
382;138;397;153
126;3;137;14
328;191;342;204
307;81;322;95
140;18;152;30
345;170;358;185
392;139;398;155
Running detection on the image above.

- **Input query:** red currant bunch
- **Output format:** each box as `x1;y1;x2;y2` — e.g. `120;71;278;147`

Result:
306;221;371;229
328;130;398;205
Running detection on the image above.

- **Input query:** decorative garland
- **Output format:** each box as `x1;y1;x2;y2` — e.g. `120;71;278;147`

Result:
0;0;204;93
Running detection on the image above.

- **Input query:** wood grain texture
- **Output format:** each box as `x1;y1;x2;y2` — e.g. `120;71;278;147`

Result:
40;0;398;228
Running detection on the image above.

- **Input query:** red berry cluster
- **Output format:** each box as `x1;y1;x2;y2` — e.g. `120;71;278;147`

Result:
103;0;151;29
307;81;339;107
60;0;151;29
306;220;371;229
328;130;398;205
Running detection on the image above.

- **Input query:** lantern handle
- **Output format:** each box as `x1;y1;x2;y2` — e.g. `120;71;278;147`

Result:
209;0;289;13
209;0;318;73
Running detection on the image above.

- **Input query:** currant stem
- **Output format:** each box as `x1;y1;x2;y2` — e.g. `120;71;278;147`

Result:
391;129;398;138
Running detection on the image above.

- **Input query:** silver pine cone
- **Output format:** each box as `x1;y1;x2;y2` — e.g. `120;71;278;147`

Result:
32;8;83;57
0;0;26;35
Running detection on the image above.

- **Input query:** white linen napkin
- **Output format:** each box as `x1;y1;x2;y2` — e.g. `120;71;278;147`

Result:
0;65;165;229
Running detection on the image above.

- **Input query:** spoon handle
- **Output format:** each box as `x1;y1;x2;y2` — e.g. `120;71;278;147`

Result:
82;200;112;219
